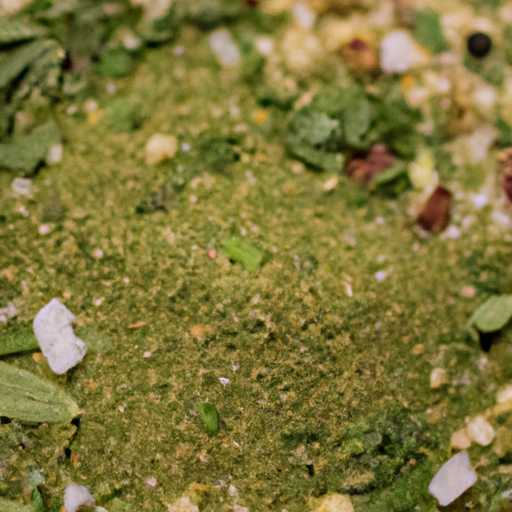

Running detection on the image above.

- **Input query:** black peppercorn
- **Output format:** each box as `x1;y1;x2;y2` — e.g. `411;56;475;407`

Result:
467;32;492;58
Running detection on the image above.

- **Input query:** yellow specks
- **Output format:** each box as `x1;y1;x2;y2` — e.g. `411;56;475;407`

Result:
252;109;269;124
409;148;434;190
411;343;424;355
401;75;415;88
190;325;212;338
87;110;103;126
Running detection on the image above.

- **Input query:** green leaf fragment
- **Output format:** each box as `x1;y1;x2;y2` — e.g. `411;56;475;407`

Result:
0;326;39;356
470;295;512;333
0;361;80;423
0;121;61;173
0;497;33;512
412;8;447;55
198;402;219;437
223;239;264;271
0;18;47;45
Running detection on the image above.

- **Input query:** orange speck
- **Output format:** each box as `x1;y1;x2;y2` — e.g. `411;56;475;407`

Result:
191;325;213;338
32;353;44;363
208;249;217;259
70;453;81;468
252;109;269;124
401;75;415;88
129;320;146;329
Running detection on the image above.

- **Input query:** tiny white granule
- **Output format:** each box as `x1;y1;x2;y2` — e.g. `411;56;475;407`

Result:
209;29;240;67
473;86;497;110
11;177;32;196
64;484;95;512
92;248;104;259
375;271;387;282
33;299;86;375
173;45;184;55
428;451;477;506
143;351;151;358
492;210;510;226
38;224;52;235
466;415;495;446
146;477;158;487
106;82;117;94
255;36;274;56
145;133;178;165
380;31;414;74
441;225;461;240
472;194;488;210
497;385;512;403
292;0;315;29
219;377;230;386
47;143;63;164
228;484;238;496
466;125;497;163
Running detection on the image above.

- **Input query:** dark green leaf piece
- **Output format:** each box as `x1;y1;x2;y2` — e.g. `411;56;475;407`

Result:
0;40;46;90
470;295;512;333
0;18;47;45
198;402;219;437
0;361;80;423
0;326;39;356
0;120;61;173
223;239;264;271
412;8;447;55
0;497;33;512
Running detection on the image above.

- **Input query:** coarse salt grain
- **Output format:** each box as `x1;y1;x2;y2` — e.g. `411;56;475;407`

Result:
472;194;488;210
33;299;86;375
428;451;477;506
497;385;512;403
11;177;32;196
375;271;387;282
146;477;157;487
380;30;414;74
430;368;447;389
219;377;230;386
466;415;495;446
38;224;51;235
92;248;104;259
209;29;240;67
143;351;151;358
64;484;95;512
292;0;315;29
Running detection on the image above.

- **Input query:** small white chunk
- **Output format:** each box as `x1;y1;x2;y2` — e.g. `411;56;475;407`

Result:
47;143;63;164
33;299;86;375
292;1;315;29
380;30;414;74
11;177;32;196
428;451;477;506
466;415;495;446
64;483;95;512
145;134;178;165
497;385;512;404
209;29;240;67
375;271;387;282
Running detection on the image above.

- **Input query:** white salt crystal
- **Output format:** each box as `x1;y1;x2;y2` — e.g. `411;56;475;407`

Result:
472;194;488;210
428;451;477;506
292;1;315;29
497;385;512;403
380;31;414;74
209;29;240;67
64;484;95;512
33;299;86;375
466;415;495;446
441;225;461;240
375;271;387;282
47;143;63;164
219;377;230;386
11;177;32;196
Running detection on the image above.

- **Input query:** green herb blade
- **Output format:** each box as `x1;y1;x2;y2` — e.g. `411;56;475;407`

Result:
198;402;219;437
470;295;512;333
0;326;39;356
0;361;80;423
0;18;47;45
223;239;264;271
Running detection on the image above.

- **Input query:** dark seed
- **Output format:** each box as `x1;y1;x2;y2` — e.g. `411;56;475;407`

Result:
467;32;492;58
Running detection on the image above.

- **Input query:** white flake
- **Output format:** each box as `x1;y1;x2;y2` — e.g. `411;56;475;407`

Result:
428;451;477;506
209;29;240;67
380;31;414;74
33;299;86;375
64;484;95;512
11;177;32;196
219;377;230;386
466;415;495;446
375;271;387;282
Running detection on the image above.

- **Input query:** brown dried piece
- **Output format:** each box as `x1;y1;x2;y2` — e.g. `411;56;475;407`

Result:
499;148;512;203
345;144;396;183
415;186;452;232
341;38;379;77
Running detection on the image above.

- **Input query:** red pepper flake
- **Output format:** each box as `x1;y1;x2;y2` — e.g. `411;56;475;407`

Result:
415;186;452;232
499;148;512;203
345;144;396;183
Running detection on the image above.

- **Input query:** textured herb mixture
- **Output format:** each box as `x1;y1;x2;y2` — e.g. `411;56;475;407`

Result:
2;0;512;511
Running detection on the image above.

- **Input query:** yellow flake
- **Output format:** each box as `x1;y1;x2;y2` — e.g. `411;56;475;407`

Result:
252;109;269;125
87;110;103;126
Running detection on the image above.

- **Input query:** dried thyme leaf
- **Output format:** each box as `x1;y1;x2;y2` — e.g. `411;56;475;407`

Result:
0;361;80;423
0;326;39;356
0;18;47;45
198;402;219;437
0;120;61;173
470;295;512;333
223;239;264;271
0;496;33;512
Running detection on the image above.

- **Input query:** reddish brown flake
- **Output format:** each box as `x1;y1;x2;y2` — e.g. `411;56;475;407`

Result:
345;144;396;183
244;0;259;6
415;186;452;232
499;148;512;203
341;37;379;77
